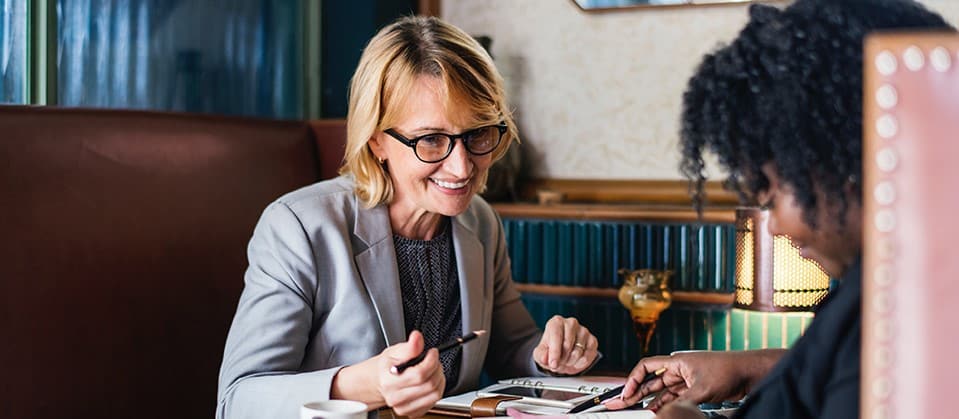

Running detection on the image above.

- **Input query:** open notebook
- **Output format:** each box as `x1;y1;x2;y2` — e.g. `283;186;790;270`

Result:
432;376;626;416
432;375;740;417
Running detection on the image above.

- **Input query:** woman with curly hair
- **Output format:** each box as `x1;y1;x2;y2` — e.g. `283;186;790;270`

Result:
605;0;953;418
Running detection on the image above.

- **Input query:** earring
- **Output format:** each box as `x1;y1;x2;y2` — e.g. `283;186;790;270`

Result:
378;157;386;164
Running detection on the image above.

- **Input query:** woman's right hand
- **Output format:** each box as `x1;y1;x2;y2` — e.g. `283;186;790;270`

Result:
332;330;445;418
604;349;785;411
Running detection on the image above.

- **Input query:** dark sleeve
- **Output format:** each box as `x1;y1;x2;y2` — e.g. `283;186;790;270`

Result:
819;316;861;418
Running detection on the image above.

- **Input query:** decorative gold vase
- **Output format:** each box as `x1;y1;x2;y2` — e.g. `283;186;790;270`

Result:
617;269;673;355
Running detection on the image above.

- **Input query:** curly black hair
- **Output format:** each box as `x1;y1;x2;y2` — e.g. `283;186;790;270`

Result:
680;0;953;227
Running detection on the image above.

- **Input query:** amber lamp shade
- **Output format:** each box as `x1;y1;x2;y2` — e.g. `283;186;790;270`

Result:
734;207;830;312
618;268;672;354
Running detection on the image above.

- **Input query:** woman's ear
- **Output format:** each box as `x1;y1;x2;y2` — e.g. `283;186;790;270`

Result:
368;135;385;161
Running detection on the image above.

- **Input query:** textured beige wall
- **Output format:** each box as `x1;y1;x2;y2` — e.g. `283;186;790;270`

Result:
442;0;959;180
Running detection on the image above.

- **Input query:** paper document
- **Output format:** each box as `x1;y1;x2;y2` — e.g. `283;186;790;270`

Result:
504;407;656;419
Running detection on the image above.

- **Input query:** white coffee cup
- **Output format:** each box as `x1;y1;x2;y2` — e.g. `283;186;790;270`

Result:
300;400;368;419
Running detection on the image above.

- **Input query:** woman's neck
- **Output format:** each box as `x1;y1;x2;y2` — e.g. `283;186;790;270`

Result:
388;204;447;240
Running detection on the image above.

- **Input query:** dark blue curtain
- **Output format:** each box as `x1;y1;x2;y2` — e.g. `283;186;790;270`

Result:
320;0;416;118
57;0;302;119
1;0;26;104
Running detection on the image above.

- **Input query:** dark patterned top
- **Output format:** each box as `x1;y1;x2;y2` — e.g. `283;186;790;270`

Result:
393;220;462;392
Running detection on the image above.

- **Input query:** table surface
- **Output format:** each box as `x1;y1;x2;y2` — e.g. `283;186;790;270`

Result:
377;408;456;419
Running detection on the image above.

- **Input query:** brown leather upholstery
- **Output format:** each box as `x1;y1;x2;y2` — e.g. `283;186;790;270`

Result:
0;106;333;419
310;119;348;180
862;33;959;419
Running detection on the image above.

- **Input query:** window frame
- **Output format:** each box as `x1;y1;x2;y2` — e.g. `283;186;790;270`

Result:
23;0;56;105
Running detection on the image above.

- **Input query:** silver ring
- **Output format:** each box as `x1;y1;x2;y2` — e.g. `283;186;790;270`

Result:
574;342;586;350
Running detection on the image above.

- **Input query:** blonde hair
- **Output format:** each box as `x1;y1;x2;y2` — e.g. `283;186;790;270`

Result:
339;15;518;208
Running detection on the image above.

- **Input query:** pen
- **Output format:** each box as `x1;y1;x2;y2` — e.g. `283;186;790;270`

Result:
567;367;667;413
390;330;486;375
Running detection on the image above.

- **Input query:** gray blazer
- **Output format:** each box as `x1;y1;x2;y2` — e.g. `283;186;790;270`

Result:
216;176;543;419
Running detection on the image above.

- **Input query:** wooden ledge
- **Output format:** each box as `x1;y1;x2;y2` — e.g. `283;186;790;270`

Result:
515;284;735;305
520;178;738;206
492;203;736;223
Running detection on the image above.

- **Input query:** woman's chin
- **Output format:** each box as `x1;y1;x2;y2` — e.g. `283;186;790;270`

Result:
428;197;473;217
428;185;476;215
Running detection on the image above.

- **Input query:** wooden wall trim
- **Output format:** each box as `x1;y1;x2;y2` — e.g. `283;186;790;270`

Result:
492;203;736;223
520;178;738;206
515;284;735;306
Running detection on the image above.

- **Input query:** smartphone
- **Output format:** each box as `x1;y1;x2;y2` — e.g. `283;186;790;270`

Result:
477;385;595;408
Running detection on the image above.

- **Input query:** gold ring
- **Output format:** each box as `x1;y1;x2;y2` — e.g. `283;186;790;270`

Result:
574;342;586;350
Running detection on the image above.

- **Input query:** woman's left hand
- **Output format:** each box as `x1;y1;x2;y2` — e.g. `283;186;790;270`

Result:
533;315;599;375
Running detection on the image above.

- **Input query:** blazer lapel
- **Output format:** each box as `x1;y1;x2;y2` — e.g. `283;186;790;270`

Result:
353;201;406;347
451;213;487;390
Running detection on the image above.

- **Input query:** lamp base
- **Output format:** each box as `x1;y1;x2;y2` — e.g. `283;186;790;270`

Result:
632;318;658;355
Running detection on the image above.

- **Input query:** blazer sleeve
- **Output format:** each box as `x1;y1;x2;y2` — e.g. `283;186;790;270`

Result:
482;210;545;379
216;202;341;419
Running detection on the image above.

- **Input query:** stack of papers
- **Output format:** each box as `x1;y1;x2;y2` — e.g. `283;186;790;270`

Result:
503;407;655;419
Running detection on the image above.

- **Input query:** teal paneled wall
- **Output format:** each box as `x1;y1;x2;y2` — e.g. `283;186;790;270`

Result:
502;219;737;292
521;296;813;372
503;217;812;372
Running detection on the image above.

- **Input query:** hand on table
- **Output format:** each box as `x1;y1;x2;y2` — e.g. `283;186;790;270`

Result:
532;315;599;375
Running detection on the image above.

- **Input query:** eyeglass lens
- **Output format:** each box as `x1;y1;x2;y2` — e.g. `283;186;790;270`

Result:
416;126;501;162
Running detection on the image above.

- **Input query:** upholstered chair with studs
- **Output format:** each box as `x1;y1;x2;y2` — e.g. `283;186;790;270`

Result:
862;32;959;419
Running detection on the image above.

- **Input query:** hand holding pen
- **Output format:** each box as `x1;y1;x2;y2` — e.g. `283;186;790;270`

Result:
566;367;666;413
359;330;485;417
391;330;486;374
601;363;673;411
605;350;773;411
330;330;445;418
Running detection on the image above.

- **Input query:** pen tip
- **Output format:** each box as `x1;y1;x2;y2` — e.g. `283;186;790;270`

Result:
474;330;487;336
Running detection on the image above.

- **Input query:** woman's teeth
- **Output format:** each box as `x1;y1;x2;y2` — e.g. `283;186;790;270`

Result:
432;178;468;189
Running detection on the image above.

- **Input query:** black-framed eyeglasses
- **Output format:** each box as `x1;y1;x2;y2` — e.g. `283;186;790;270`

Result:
383;124;507;164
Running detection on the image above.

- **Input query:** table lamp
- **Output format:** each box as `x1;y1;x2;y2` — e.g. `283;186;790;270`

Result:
618;268;673;355
734;207;830;311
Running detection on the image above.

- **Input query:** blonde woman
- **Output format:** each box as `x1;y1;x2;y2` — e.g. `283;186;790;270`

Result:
216;16;599;419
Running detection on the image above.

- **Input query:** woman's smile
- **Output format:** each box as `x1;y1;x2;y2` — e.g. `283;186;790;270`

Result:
430;177;470;191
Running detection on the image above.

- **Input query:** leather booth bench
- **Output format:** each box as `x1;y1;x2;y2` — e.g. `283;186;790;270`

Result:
0;106;345;419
